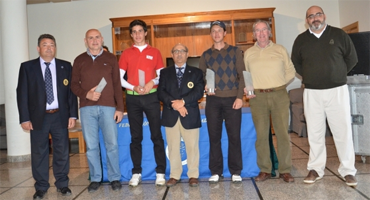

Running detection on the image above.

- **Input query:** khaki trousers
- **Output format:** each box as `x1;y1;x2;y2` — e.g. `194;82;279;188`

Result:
165;118;200;179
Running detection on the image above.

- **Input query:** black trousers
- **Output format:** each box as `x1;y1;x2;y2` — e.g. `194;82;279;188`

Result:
126;92;166;174
206;95;242;175
30;112;69;191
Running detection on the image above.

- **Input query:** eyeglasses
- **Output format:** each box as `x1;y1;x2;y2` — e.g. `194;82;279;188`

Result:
307;12;324;20
254;28;269;33
172;49;187;55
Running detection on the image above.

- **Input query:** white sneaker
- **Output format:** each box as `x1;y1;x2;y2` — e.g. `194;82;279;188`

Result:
232;174;242;182
129;173;142;187
155;173;166;186
209;174;221;183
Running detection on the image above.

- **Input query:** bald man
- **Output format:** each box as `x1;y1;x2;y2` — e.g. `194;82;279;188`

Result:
291;6;358;187
71;29;124;192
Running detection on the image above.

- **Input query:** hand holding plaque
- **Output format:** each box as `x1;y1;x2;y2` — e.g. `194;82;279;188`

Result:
243;71;254;96
138;69;145;94
206;69;215;95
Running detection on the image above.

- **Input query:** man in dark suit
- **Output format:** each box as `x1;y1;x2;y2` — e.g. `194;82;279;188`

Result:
16;34;78;199
157;43;204;187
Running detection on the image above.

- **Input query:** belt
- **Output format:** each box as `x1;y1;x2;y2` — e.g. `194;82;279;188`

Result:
254;85;286;93
46;109;59;114
126;88;157;95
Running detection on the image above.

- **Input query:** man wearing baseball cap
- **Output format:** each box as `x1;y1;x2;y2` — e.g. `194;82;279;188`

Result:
199;20;245;183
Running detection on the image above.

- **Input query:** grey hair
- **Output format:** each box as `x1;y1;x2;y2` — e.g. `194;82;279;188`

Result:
252;20;272;38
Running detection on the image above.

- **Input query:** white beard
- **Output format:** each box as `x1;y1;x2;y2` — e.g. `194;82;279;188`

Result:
310;21;325;31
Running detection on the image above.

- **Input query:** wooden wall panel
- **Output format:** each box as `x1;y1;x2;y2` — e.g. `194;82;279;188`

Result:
110;8;276;64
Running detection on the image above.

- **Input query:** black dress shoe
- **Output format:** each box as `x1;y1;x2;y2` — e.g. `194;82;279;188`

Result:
88;182;101;193
33;190;46;199
111;180;122;191
57;187;72;196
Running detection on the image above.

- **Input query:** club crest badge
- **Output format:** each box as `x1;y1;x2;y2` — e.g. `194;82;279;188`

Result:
63;79;68;86
187;82;194;89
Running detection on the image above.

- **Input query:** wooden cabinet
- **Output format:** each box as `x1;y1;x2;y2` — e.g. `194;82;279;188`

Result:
110;8;276;65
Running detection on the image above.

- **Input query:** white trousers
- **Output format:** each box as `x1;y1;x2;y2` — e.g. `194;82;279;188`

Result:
303;84;357;177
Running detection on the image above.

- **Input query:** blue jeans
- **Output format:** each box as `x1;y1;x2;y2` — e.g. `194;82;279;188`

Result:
80;106;120;182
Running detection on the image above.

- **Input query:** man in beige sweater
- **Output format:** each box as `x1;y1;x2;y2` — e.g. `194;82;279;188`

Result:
244;20;296;183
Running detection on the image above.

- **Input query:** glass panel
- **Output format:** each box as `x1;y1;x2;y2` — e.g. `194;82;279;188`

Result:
114;26;152;60
234;18;272;52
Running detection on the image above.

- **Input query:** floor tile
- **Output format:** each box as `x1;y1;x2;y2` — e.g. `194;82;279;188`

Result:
75;182;167;200
326;156;370;175
256;175;368;200
0;160;32;170
69;154;89;168
0;132;369;200
166;179;259;200
0;187;11;194
17;168;90;188
0;169;33;187
0;186;86;200
353;174;370;198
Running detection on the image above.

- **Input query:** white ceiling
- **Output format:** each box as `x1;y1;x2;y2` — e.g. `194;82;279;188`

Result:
26;0;83;4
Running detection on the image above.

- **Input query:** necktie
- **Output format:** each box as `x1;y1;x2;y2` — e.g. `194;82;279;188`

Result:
44;62;54;104
177;67;184;88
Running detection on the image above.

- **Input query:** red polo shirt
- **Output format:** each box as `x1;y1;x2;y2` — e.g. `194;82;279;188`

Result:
119;44;164;89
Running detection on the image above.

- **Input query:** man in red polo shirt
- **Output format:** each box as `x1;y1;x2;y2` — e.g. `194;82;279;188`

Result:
118;19;166;187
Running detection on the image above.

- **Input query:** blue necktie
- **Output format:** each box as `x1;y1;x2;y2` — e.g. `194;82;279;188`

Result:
44;62;54;105
177;67;184;88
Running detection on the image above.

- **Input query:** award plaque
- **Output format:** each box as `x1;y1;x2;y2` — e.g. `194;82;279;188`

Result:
95;77;107;93
243;71;254;95
138;69;145;87
206;69;215;94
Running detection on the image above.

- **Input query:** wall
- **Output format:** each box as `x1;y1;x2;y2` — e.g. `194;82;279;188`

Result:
0;22;4;104
26;0;342;62
339;0;370;31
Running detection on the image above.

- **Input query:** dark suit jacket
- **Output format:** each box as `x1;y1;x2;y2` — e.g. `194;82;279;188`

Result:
16;57;78;130
158;65;204;129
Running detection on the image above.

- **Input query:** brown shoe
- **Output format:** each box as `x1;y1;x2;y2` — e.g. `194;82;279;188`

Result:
279;173;294;183
344;175;357;187
303;170;322;184
189;178;199;187
254;172;271;182
166;178;179;187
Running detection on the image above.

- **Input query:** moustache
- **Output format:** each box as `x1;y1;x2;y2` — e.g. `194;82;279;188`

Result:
313;20;321;24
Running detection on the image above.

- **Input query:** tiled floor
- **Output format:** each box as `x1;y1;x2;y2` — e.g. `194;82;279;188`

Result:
0;134;369;200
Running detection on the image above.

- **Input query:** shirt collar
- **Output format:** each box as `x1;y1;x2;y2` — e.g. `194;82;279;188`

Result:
86;48;103;60
40;57;56;66
175;63;186;70
255;40;273;49
309;24;327;38
211;42;229;51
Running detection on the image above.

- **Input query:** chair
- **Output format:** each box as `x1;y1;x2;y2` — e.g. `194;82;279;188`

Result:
289;88;307;137
289;88;332;137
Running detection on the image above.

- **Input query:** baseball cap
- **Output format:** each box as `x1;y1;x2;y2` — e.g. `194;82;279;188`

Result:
210;20;226;31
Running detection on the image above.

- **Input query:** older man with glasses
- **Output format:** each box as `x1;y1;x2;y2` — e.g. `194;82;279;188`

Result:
291;5;358;187
158;43;204;187
244;20;296;183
